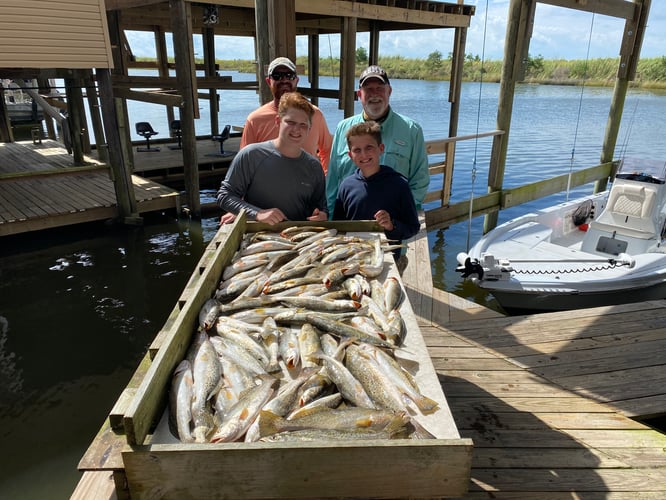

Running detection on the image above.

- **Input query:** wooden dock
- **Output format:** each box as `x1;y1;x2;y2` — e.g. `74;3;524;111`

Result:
0;140;182;236
399;225;666;498
72;222;666;498
100;135;241;189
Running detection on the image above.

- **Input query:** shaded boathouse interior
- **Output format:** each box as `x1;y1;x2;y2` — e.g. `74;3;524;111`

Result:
0;0;477;230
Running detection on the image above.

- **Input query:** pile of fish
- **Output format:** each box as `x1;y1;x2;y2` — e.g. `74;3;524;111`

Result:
169;226;439;444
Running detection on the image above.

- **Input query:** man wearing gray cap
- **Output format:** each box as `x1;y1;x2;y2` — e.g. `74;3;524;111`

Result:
325;65;429;216
240;57;332;173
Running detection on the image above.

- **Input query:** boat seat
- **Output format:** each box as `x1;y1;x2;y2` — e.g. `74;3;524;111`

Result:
168;120;182;150
207;124;234;157
136;121;160;152
587;183;657;239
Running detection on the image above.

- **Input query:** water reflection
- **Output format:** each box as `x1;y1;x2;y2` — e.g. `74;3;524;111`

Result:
428;224;505;313
0;316;24;407
0;214;217;499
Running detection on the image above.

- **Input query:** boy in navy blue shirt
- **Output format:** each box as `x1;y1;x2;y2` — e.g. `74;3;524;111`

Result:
333;121;420;262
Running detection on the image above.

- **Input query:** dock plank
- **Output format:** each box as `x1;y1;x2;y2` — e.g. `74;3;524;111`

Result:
428;319;666;498
469;468;662;492
3;180;51;218
0;181;34;220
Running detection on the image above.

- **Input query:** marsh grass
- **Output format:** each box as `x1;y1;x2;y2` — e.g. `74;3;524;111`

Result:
137;55;666;89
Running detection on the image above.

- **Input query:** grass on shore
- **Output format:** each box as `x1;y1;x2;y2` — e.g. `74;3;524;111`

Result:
136;55;666;90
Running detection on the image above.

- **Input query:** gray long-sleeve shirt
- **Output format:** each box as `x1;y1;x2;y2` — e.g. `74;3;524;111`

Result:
217;140;327;221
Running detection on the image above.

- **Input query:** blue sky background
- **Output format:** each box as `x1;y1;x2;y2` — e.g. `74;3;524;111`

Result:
126;1;665;62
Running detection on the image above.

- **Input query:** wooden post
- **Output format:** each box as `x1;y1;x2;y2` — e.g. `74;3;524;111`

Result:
268;0;296;60
203;26;219;136
308;35;320;106
0;85;14;142
449;27;467;138
84;70;108;162
65;75;86;165
76;74;92;155
254;0;272;105
368;21;380;66
486;0;532;234
97;68;141;224
170;0;201;216
155;27;176;130
444;26;468;203
598;0;651;193
341;16;357;117
106;8;137;180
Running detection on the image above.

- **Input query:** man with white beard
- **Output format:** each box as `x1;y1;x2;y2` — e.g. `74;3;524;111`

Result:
325;65;429;217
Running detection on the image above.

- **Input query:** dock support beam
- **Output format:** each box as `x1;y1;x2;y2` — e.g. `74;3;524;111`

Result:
486;0;534;234
598;0;651;193
254;0;272;105
0;85;13;142
340;16;357;117
170;0;201;216
203;26;219;137
308;35;320;106
84;70;108;163
97;68;141;224
65;75;86;165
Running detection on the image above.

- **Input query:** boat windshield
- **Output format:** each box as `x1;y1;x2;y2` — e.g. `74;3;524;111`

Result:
615;158;666;184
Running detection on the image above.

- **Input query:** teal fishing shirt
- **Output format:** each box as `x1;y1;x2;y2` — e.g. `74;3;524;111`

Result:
325;107;429;217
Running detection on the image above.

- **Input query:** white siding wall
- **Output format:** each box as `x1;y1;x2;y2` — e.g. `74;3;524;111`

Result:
0;0;113;68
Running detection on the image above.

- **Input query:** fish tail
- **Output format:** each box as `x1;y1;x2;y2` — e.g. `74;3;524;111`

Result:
413;394;440;413
257;409;285;438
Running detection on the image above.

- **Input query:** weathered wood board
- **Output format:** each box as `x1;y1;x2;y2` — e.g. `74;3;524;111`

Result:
120;214;472;499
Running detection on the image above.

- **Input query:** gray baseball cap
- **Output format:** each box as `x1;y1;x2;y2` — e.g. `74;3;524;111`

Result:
268;57;297;75
359;65;390;86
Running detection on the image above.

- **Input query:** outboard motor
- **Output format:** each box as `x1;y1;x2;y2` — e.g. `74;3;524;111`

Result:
456;253;484;280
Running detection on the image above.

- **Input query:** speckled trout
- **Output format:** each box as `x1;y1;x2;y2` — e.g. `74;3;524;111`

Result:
209;374;279;443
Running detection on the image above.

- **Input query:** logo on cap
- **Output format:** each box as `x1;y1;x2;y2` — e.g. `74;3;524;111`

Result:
359;65;390;87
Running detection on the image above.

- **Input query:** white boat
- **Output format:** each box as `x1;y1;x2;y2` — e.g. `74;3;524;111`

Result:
457;158;666;312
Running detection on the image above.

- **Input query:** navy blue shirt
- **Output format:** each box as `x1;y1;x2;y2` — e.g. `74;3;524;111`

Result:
333;165;420;256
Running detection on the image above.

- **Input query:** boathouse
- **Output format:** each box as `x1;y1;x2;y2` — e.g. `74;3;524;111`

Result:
0;0;183;234
1;0;476;232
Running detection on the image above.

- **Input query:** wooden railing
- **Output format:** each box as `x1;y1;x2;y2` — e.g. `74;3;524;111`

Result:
423;129;617;231
424;129;505;208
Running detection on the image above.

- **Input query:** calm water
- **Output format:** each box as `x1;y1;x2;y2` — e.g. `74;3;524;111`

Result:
2;75;666;498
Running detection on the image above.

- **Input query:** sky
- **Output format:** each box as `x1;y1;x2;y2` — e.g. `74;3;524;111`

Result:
126;1;665;62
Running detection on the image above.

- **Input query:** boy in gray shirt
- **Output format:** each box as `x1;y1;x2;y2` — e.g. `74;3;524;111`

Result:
217;92;328;224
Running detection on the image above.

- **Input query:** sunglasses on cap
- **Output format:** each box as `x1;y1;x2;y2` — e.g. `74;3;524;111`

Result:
270;71;297;81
